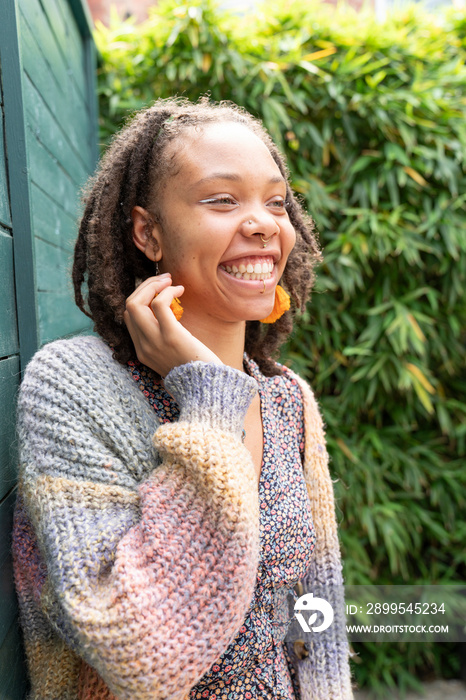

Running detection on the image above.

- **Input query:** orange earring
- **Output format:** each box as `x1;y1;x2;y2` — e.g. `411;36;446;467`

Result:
259;285;290;323
170;297;184;321
152;292;184;321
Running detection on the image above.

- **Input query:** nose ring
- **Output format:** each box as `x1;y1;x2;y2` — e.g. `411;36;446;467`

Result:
245;220;277;248
260;233;273;248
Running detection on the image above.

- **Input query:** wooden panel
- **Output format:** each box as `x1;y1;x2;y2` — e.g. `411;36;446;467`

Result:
18;0;70;95
0;106;12;230
18;0;88;121
35;237;73;292
0;491;18;651
0;565;16;649
18;0;95;346
26;126;80;221
0;1;95;695
23;73;89;189
0;0;39;371
18;8;92;168
68;0;95;38
0;231;19;358
0;491;16;566
38;0;87;104
38;290;91;344
83;38;99;172
30;182;78;253
35;238;92;344
0;356;20;501
0;617;28;699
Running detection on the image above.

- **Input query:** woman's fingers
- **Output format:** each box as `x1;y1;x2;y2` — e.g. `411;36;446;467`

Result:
125;274;172;308
149;285;184;326
124;275;187;375
124;276;170;352
124;275;175;332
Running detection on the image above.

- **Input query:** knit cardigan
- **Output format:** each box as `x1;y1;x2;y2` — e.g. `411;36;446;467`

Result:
13;335;353;700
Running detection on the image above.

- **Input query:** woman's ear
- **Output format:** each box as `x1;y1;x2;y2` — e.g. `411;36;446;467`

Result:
131;206;162;262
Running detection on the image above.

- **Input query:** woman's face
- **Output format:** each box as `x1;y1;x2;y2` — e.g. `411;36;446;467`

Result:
144;121;296;324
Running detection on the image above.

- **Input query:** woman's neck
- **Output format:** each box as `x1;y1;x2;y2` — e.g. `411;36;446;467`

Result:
180;313;247;373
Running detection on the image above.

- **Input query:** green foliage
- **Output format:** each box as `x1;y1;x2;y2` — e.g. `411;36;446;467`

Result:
96;1;466;693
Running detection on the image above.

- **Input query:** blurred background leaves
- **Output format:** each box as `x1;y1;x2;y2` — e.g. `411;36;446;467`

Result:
95;1;466;694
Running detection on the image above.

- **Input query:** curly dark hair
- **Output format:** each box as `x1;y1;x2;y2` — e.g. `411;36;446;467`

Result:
73;97;322;377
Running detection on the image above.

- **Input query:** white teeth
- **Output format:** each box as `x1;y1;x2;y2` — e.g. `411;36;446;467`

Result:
222;268;273;281
221;260;274;282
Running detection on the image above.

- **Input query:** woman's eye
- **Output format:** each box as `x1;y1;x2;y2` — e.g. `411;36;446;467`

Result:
199;196;236;205
268;199;288;210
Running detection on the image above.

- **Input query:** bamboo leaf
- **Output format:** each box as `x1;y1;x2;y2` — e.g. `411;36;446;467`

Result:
403;166;428;187
336;438;358;463
405;363;436;394
302;46;337;61
406;314;426;342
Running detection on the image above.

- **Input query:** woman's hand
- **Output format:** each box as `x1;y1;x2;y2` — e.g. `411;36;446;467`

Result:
124;274;222;377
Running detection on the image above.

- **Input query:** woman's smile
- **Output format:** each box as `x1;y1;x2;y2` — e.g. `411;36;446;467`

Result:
219;255;276;281
217;263;278;297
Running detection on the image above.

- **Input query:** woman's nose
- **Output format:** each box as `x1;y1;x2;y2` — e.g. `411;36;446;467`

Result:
240;212;280;238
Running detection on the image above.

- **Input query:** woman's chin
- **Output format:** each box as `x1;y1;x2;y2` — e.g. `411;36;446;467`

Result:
247;309;275;322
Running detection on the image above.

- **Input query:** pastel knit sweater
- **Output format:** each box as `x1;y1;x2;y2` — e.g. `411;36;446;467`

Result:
13;336;353;699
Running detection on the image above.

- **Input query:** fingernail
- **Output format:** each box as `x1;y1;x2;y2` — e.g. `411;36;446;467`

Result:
158;272;171;278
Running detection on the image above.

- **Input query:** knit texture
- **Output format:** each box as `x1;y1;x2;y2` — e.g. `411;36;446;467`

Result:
12;335;353;699
129;354;314;699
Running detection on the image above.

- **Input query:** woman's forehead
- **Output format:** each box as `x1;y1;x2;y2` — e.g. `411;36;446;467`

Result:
167;121;282;183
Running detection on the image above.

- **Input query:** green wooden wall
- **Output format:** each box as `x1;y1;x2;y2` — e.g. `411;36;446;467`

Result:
0;0;97;696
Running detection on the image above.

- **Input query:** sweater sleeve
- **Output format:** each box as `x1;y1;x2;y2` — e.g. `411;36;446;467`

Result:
14;339;261;700
285;372;354;700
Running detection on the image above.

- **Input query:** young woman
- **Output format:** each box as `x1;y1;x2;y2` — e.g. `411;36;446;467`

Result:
13;98;353;699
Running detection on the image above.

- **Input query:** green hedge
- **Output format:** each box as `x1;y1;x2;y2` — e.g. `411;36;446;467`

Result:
95;1;466;694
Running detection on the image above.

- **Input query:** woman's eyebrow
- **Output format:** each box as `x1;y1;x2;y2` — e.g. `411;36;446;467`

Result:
191;172;285;188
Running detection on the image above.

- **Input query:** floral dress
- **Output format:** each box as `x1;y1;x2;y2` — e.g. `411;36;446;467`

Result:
128;356;317;700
